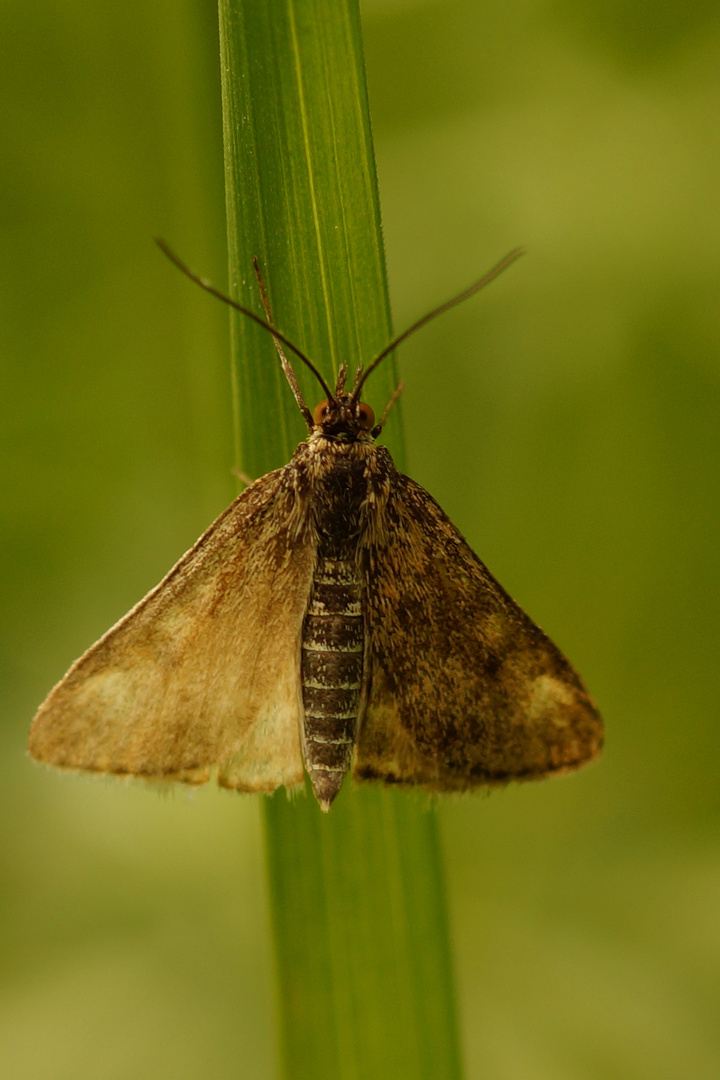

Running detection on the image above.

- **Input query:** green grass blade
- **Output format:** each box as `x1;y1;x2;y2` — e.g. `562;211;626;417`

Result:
219;0;399;477
264;790;462;1079
217;2;463;1077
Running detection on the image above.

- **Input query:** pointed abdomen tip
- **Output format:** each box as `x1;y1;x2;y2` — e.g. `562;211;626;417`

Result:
311;769;344;812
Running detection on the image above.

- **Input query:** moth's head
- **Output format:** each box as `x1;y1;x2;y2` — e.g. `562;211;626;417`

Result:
312;392;375;442
309;362;378;441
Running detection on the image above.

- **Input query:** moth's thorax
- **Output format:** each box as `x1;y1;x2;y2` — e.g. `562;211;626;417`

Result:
306;428;376;460
291;434;392;552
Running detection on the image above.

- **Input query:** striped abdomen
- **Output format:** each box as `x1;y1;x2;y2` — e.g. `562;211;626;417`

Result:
301;554;364;810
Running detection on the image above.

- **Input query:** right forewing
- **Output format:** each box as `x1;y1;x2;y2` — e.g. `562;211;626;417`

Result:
355;472;603;791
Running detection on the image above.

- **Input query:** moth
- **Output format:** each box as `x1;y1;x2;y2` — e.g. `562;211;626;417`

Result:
29;246;603;811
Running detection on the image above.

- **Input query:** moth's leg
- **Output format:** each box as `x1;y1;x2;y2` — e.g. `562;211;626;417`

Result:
231;466;255;488
251;257;314;431
371;382;404;438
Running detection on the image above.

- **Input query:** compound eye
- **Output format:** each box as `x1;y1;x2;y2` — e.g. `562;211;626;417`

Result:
313;399;332;426
356;402;375;430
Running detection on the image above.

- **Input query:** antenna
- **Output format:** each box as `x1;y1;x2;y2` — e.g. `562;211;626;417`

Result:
154;239;334;401
352;247;524;402
156;239;524;415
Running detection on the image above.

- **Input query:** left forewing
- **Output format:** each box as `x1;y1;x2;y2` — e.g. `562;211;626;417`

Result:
355;473;603;791
29;467;315;791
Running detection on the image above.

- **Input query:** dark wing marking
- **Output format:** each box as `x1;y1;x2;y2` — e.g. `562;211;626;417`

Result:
355;473;603;790
29;467;316;791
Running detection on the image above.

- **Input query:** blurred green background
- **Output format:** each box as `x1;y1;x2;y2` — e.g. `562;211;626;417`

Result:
2;0;719;1077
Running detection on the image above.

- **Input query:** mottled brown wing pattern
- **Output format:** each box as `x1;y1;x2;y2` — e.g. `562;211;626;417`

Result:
355;473;603;791
29;467;316;791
